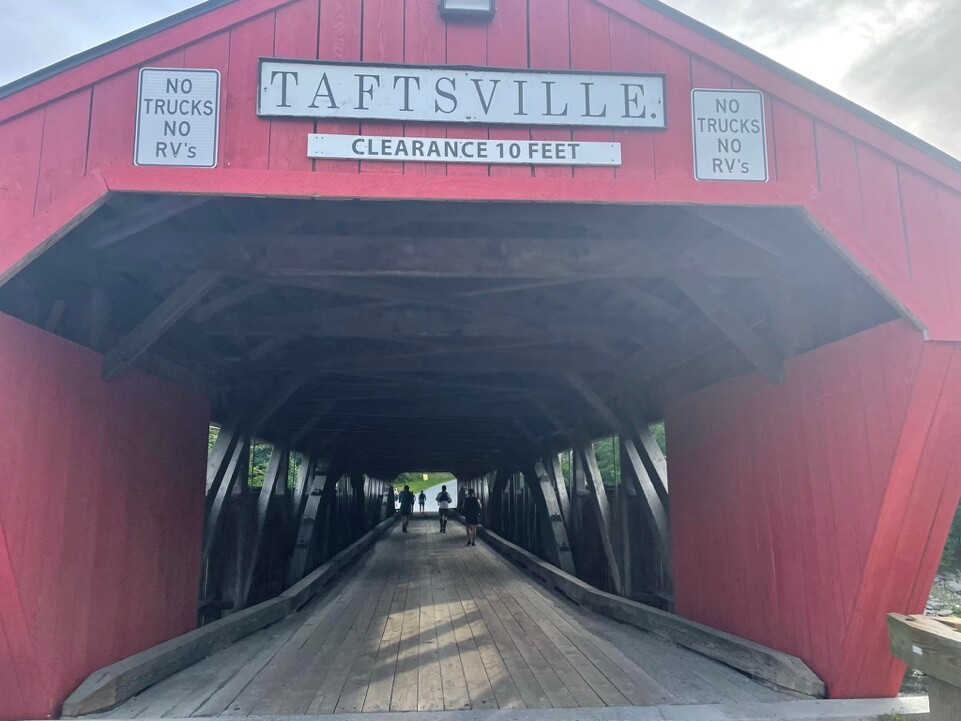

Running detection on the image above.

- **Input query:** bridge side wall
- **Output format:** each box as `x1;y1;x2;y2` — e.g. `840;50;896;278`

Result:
667;319;961;697
0;312;209;720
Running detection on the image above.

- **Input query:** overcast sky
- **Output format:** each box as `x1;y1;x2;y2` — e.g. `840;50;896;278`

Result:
2;0;957;158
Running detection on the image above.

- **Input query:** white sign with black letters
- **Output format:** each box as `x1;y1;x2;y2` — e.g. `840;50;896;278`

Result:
307;134;622;166
135;68;220;167
691;89;768;181
259;60;666;129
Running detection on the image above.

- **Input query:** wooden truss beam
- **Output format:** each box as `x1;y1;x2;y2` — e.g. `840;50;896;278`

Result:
561;371;624;433
288;464;344;584
685;206;788;258
636;425;669;505
205;420;243;495
118;231;779;280
207;305;607;341
289;455;315;548
88;196;208;249
577;443;622;596
201;433;249;600
249;370;314;434
673;275;784;383
240;447;289;608
621;438;672;583
545;453;573;529
486;467;511;532
102;270;222;380
526;461;577;575
191;280;268;323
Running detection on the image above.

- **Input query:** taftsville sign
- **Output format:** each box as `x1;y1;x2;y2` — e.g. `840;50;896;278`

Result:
258;60;666;129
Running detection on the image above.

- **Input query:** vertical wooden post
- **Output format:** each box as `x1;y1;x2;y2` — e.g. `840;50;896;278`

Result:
487;468;510;533
287;464;342;585
201;432;249;600
545;452;573;532
206;420;243;496
240;447;288;608
635;425;669;505
619;451;633;598
525;461;576;575
621;437;672;583
576;442;622;596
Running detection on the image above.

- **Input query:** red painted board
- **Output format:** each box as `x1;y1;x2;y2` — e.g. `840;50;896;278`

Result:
445;14;489;178
403;0;447;177
360;0;405;174
33;90;92;213
649;36;691;182
609;16;655;181
0;312;209;719
528;0;572;179
770;100;818;189
268;0;321;172
485;0;531;179
668;320;957;697
569;0;614;181
222;14;276;170
312;0;362;174
0;109;44;229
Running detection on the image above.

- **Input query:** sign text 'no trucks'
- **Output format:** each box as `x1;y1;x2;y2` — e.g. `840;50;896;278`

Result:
258;60;666;129
691;89;768;182
135;68;220;167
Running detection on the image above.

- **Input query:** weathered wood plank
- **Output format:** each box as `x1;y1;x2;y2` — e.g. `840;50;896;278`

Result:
621;438;672;582
577;442;623;596
673;274;785;383
474;522;825;698
61;516;399;716
102;270;222;380
526;461;576;576
240;447;288;608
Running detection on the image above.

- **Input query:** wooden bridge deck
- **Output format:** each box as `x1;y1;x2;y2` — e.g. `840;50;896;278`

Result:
97;520;787;717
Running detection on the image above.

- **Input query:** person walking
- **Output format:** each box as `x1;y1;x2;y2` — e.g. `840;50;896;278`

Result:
398;485;416;533
418;491;427;513
435;485;452;533
463;488;481;546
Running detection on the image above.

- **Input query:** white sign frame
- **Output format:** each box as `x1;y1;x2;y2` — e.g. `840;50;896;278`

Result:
134;67;221;168
258;59;667;129
307;134;622;166
691;88;768;182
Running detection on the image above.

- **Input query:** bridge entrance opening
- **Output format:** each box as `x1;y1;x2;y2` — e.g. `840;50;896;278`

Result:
0;192;906;714
0;192;898;466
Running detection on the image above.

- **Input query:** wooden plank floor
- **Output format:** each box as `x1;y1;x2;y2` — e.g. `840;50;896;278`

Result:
100;520;788;718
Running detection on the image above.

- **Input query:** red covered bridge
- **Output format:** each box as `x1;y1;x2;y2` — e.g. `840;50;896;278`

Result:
0;0;958;719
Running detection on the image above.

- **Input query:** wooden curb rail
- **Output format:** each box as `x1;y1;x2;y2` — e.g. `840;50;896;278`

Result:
467;520;826;698
62;515;399;717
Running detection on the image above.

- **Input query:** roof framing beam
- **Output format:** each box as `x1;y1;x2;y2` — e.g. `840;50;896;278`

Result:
111;232;779;280
673;275;785;383
102;269;222;380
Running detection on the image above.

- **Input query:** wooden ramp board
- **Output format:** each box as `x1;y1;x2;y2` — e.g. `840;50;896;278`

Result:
94;521;792;717
84;698;929;720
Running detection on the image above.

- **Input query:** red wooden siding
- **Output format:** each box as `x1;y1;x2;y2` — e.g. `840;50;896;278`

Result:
1;0;961;705
667;319;961;697
1;0;959;337
0;312;209;720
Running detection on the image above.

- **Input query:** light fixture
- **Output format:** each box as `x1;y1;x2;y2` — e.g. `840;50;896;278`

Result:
439;0;496;22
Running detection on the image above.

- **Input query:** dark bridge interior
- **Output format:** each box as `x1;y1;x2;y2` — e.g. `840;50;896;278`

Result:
0;195;896;477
